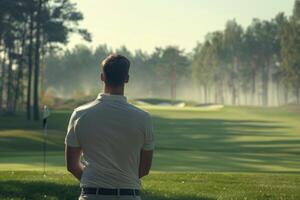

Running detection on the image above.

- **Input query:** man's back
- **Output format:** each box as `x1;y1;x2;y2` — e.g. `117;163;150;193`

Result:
65;54;154;200
65;93;154;189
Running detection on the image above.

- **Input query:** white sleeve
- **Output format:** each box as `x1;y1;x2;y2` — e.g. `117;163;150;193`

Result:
65;110;80;147
142;114;155;151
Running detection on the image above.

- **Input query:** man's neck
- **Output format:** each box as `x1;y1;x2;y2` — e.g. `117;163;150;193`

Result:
104;85;124;96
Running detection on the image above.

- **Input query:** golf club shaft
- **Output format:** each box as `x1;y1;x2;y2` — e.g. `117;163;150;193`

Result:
43;119;47;176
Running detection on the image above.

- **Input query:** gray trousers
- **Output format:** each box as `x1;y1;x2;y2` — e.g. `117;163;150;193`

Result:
79;194;141;200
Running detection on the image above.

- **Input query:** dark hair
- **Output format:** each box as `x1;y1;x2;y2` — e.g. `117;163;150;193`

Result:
101;54;130;87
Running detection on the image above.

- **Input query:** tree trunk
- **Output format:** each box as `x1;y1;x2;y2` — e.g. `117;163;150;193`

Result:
232;87;237;105
262;61;269;107
14;61;24;112
200;86;204;103
231;58;239;106
27;10;34;120
6;49;14;113
231;66;237;106
276;80;280;106
214;84;220;103
170;67;176;100
284;86;289;105
296;87;300;104
245;91;248;105
219;83;224;104
215;82;224;104
33;0;42;120
251;63;256;105
0;49;6;112
13;26;27;113
204;84;208;103
40;45;46;98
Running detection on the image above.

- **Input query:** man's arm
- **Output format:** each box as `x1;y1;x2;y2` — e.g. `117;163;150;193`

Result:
65;145;85;181
139;150;153;178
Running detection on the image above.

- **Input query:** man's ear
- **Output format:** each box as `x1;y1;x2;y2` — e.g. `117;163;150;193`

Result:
124;75;129;83
100;73;105;82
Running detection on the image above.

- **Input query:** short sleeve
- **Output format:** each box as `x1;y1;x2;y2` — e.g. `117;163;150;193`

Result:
65;111;80;147
142;114;155;150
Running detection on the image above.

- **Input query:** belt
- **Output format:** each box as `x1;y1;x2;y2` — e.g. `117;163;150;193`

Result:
81;187;140;196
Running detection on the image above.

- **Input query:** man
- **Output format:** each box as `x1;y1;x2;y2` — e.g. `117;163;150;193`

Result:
65;54;154;200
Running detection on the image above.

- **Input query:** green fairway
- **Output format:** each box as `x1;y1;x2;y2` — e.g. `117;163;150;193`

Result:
1;106;299;172
0;106;300;199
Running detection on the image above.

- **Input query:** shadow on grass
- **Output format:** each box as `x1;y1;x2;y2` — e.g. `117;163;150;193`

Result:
152;116;295;155
151;116;300;172
0;112;71;131
0;180;214;200
1;112;299;172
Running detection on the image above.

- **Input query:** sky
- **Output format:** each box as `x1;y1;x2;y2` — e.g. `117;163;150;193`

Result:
68;0;295;53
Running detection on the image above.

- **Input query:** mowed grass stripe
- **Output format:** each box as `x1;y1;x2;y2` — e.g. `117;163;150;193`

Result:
0;106;300;172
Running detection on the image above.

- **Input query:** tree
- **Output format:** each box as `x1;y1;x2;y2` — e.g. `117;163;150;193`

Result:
223;20;244;105
158;46;189;100
272;13;288;105
33;0;42;120
280;0;300;103
192;42;215;103
26;1;34;119
243;19;279;106
27;0;300;106
130;50;153;97
208;31;225;103
32;0;91;120
0;0;91;118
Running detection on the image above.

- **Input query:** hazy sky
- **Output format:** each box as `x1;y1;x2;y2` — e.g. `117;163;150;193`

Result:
69;0;295;53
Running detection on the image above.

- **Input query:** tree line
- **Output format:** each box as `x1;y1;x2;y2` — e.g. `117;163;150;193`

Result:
1;1;300;120
45;0;300;107
192;1;300;106
0;0;90;120
44;45;190;100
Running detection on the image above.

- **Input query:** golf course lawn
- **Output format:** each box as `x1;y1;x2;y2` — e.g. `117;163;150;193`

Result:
0;106;300;199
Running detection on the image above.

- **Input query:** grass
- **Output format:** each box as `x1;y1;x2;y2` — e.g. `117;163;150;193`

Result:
0;105;300;199
1;171;300;200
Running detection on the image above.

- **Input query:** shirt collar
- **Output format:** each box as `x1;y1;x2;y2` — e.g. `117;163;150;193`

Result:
97;93;127;102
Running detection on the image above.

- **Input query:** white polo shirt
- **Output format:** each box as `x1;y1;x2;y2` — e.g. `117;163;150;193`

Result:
65;93;154;189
